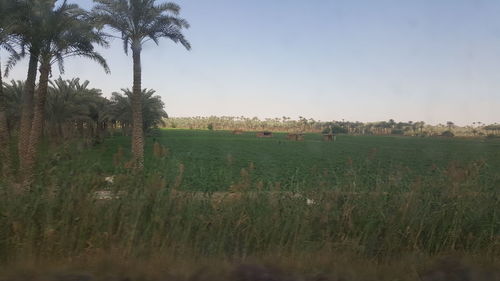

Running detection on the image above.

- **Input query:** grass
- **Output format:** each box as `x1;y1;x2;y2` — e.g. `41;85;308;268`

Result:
0;129;498;276
64;129;500;192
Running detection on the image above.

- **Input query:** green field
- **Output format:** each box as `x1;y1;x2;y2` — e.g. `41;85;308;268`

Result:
1;129;499;273
69;129;500;192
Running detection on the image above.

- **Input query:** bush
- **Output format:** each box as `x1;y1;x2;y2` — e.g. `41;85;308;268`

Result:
441;130;455;137
146;128;162;137
322;125;347;134
391;129;404;135
207;123;214;131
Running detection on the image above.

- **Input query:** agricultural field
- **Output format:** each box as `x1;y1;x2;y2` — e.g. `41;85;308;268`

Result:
1;129;499;280
72;129;500;193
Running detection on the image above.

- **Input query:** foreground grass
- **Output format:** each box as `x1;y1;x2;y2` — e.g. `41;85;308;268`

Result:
0;129;498;273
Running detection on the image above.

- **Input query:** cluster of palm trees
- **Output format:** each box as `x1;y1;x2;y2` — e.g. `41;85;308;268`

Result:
164;116;428;134
0;0;190;187
165;116;499;137
3;78;168;139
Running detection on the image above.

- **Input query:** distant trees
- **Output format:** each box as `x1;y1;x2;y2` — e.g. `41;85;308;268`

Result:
3;77;168;142
110;88;168;135
3;78;168;135
2;80;23;133
446;121;455;131
164;117;499;138
45;78;109;139
93;0;191;169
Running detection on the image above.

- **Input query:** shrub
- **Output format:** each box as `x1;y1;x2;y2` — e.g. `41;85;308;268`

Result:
321;125;347;134
441;130;455;137
391;129;404;135
207;123;214;131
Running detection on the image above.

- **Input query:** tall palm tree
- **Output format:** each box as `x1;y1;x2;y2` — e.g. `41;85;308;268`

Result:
22;1;109;187
5;0;56;172
93;0;190;169
0;0;21;177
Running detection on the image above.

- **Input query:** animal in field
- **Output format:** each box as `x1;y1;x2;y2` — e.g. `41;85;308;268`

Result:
323;134;335;142
256;131;273;138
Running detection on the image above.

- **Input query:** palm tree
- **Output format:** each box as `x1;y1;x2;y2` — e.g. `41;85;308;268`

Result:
110;88;168;135
2;80;24;134
5;0;56;172
46;77;107;139
93;0;190;169
0;0;21;177
22;1;109;187
446;121;455;131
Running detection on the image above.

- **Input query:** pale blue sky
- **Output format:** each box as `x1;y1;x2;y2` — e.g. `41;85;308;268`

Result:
4;0;500;125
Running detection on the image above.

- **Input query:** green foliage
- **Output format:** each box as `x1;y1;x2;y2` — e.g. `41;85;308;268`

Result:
0;130;498;264
321;125;347;134
441;130;455;137
2;78;169;139
92;0;191;53
110;88;168;132
391;129;405;135
2;80;23;130
207;123;214;130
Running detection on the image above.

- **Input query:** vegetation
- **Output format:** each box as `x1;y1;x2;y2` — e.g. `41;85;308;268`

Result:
0;0;498;279
3;78;168;144
92;0;191;169
164;116;500;137
0;129;498;278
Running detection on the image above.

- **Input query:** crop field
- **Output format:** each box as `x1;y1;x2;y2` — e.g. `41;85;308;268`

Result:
1;129;499;279
68;129;500;192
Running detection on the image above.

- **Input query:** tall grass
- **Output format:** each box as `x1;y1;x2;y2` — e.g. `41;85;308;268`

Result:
0;154;498;264
0;131;498;268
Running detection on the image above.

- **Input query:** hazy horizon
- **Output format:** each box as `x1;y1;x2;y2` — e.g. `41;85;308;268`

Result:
2;0;500;126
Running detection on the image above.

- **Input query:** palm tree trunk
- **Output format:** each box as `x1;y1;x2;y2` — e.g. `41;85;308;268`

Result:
23;59;50;187
18;51;39;172
131;43;144;169
0;57;12;178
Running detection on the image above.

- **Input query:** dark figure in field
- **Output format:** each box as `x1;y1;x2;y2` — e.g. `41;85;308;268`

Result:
256;131;273;138
323;134;335;141
323;125;335;142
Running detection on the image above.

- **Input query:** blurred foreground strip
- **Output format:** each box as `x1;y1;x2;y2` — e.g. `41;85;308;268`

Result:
1;257;499;281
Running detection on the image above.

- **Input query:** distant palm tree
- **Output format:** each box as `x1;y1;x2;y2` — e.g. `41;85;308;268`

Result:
93;0;190;169
110;88;168;135
46;77;107;139
2;80;24;133
21;1;109;187
446;121;455;131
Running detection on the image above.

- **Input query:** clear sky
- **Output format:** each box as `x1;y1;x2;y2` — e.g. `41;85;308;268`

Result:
4;0;500;125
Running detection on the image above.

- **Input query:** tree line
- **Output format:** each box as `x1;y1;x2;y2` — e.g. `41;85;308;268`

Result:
165;116;500;137
0;0;190;188
3;77;167;139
